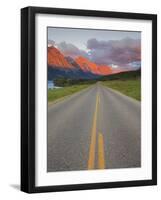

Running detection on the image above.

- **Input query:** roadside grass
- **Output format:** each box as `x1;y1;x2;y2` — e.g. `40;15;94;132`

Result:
102;79;141;101
48;84;91;103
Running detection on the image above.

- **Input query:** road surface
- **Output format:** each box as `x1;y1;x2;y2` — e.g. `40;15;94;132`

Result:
47;83;141;172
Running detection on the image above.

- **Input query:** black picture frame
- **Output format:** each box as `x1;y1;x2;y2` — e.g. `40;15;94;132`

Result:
21;6;157;193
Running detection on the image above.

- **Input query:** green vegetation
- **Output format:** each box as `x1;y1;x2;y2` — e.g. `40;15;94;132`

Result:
102;79;141;101
54;77;96;87
49;69;141;103
48;84;91;103
100;69;141;101
99;69;141;81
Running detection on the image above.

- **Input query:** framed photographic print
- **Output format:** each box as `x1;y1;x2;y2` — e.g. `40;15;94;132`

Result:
21;6;157;193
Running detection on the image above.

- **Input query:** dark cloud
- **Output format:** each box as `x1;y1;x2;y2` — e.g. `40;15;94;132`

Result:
87;37;141;67
56;41;88;58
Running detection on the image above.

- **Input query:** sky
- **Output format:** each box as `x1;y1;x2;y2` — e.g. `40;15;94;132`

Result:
48;27;141;70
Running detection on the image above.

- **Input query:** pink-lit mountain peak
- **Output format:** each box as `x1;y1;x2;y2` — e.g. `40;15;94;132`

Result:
48;46;74;69
48;45;113;75
75;56;112;75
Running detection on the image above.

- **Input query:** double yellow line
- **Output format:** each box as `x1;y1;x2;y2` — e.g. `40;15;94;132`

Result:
88;93;105;170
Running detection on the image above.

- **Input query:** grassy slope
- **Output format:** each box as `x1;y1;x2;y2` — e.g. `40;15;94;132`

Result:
48;70;141;102
48;84;91;103
102;79;141;101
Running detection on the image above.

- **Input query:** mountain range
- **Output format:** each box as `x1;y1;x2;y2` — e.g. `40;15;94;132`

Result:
48;45;119;80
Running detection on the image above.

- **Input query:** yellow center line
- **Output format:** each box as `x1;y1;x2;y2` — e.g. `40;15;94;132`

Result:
98;133;105;169
88;93;99;169
98;95;100;105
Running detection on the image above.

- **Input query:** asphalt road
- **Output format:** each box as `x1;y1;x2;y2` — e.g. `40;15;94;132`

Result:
47;83;141;172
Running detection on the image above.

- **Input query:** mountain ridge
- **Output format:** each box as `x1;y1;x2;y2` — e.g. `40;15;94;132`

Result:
48;46;73;69
47;46;134;80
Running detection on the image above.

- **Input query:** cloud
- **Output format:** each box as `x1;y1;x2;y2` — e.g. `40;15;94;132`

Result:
87;37;141;68
48;40;55;47
111;64;119;69
56;41;89;58
127;61;141;69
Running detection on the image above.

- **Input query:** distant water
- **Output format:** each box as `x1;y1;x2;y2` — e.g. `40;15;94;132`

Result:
48;80;54;89
48;80;62;89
